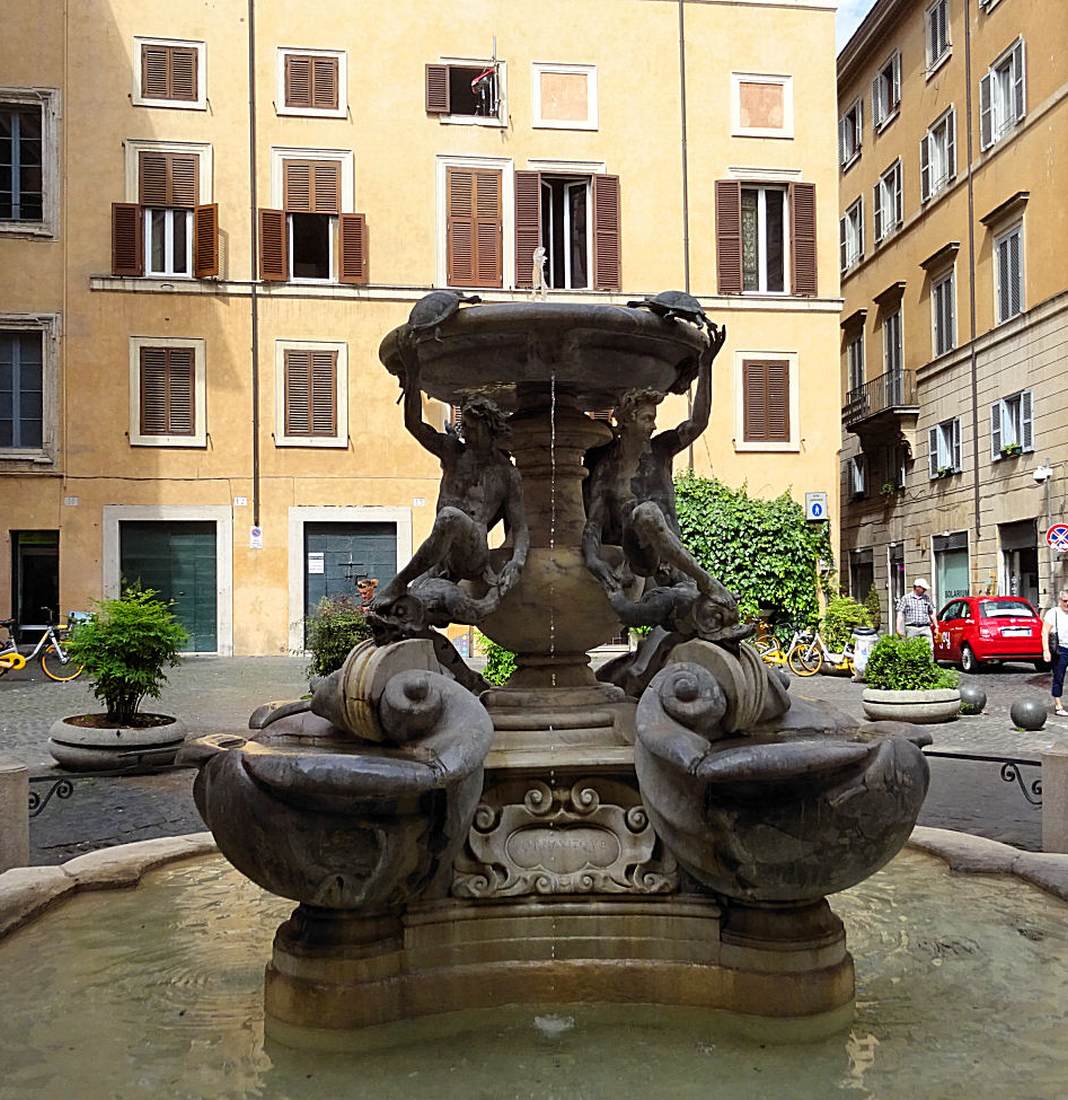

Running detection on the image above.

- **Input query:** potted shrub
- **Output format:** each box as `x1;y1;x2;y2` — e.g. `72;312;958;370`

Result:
47;587;188;771
999;442;1023;459
819;595;872;674
305;595;372;685
861;635;961;724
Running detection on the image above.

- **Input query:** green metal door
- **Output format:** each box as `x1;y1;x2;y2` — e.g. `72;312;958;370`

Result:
119;521;217;652
303;522;397;636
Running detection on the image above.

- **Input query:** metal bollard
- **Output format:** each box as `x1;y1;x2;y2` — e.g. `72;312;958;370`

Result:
1041;749;1068;854
0;756;30;872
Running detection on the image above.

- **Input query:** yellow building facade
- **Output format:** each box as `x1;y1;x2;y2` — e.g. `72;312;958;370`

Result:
1;0;842;655
837;0;1068;620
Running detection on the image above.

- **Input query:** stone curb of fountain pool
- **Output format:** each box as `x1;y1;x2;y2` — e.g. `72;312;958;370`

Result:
2;826;1066;945
0;831;216;938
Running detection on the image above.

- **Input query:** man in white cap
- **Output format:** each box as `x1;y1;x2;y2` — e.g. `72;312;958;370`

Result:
896;577;937;647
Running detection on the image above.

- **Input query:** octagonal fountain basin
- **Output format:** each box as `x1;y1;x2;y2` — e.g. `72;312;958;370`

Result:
3;847;1067;1099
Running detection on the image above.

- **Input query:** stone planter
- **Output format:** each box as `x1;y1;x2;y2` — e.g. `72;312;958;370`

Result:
48;715;187;771
861;688;961;724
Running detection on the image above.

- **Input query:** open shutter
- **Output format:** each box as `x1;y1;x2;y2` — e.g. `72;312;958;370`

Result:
339;213;368;284
425;64;450;114
857;98;863;149
991;401;1003;457
1021;389;1033;451
765;360;790;441
592;174;621;291
790;182;817;296
259;208;288;281
715;180;742;294
474;170;503;287
312;56;339;110
1012;40;1026;122
514;171;542;289
873;181;883;242
920;135;931;202
284;350;311;435
892;52;902;109
857;201;865;260
872;75;883;127
112;203;143;276
838;117;846;165
893;166;903;226
928;426;940;477
285;55;312;107
952;417;962;470
839;216;847;272
742;360;767;441
194;203;219;278
946;108;957;178
446;167;475;286
979;73;993;149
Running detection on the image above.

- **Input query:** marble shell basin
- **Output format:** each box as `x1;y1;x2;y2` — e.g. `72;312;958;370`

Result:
379;303;706;411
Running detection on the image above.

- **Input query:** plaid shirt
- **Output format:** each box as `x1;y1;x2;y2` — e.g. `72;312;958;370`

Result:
897;591;935;626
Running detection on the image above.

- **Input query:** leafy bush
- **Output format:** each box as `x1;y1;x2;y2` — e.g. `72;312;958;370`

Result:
64;587;187;724
864;635;959;691
821;595;872;653
674;473;833;634
305;595;372;678
864;585;882;632
476;632;517;686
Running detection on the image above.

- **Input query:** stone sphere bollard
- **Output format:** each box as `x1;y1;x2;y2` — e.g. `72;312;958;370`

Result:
1010;698;1047;732
959;684;987;716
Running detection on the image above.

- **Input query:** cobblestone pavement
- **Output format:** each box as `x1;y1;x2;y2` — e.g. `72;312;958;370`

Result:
3;656;1059;863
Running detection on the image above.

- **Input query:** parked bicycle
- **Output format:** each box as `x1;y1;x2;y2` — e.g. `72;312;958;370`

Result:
786;629;855;678
0;609;85;682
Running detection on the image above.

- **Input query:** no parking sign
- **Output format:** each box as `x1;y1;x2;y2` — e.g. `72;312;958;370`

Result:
1047;523;1068;554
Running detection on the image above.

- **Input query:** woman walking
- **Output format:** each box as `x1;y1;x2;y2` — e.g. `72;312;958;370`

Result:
1041;589;1068;718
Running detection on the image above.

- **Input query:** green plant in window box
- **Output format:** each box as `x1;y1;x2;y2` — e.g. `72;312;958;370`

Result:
880;481;898;496
999;443;1022;459
935;466;954;479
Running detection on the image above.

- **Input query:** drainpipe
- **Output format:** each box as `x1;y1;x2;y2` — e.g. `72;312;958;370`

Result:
247;0;261;528
963;0;981;542
677;0;695;471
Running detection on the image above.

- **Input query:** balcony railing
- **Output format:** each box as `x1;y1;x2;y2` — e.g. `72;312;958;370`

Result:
843;368;918;428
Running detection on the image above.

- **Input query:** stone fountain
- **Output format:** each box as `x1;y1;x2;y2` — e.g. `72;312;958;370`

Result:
179;294;930;1042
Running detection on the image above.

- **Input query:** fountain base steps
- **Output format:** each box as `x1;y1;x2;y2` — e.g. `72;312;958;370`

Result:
263;895;855;1044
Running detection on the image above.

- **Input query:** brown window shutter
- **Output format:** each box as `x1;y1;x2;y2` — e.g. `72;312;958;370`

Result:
425;63;450;114
790;182;818;296
765;360;790;440
141;44;198;101
112;203;143;276
310;350;338;435
284;350;310;435
139;151;169;206
446;167;475;286
259;208;288;281
140;347;194;436
474;170;503;288
169;46;198;101
283;160;312;212
715;180;743;294
514;171;542;289
312;56;339;110
592;174;621;291
743;359;790;443
194;203;219;278
312;161;341;215
141;45;170;99
139;151;199;207
285;54;312;107
339;213;368;284
169;154;199;208
283;160;340;215
285;349;337;436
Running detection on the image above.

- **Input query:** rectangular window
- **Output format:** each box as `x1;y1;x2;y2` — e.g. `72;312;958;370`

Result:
921;108;956;201
283;158;339;281
980;39;1025;149
931;269;956;356
994;222;1023;323
928;417;961;476
991;389;1033;458
0;331;43;449
134;39;204;109
425;61;504;123
532;63;597;130
731;73;793;138
741;186;787;293
883;309;903;377
742;359;790;442
540;176;589;289
871;52;901;129
873;161;903;243
139;347;195;437
840;197;864;272
849;455;867;498
285;53;339;110
145;208;191;276
138;150;198;277
926;0;951;71
0;105;43;222
847;330;865;393
284;348;338;437
839;99;862;167
446;165;503;288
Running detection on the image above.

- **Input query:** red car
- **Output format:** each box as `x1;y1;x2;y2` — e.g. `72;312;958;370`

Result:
935;595;1046;673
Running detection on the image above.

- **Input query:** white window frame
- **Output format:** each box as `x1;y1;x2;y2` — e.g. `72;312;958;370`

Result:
839;97;863;168
928;417;961;477
0;313;60;465
847;329;865;393
539;176;594;290
131;36;207;111
732;349;800;453
931;267;956;357
993;220;1024;324
871;51;901;130
274;338;348;448
840;196;864;273
287;215;336;283
0;88;60;239
991;389;1033;459
128;335;207;448
730;72;794;139
883;308;903;377
925;0;952;75
275;47;348;119
435;154;514;290
874;160;903;243
436;57;509;128
143;208;193;278
982;38;1026;149
741;184;790;294
921;106;956;202
531;62;598;131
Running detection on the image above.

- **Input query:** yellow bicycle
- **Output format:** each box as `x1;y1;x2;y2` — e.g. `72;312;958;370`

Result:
785;630;855;678
0;614;84;682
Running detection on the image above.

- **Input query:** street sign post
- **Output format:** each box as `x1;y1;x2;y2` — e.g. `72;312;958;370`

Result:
805;492;829;522
1046;523;1068;554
